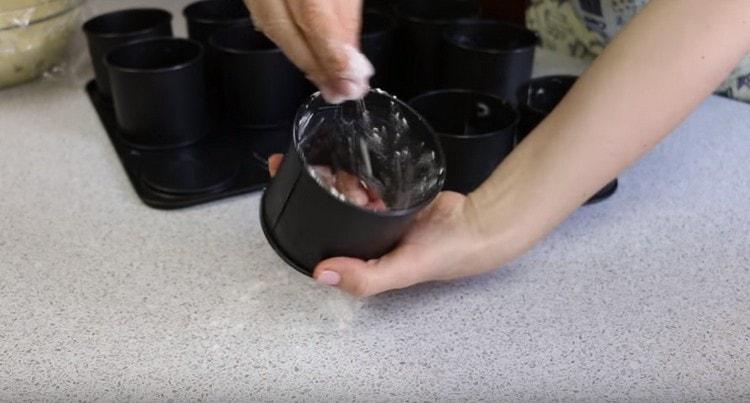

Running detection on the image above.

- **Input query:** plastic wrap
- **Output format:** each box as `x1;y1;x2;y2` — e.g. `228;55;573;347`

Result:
297;92;444;211
0;0;91;89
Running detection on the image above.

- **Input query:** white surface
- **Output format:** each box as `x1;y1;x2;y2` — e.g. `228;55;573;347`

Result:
1;1;749;401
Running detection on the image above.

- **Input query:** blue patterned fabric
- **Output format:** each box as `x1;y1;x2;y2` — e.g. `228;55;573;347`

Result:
527;0;750;102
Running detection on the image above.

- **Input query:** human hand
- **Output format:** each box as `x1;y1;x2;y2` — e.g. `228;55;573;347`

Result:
268;154;507;297
244;0;373;103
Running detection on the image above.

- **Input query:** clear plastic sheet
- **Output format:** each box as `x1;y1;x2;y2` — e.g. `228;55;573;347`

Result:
297;90;443;211
0;0;91;89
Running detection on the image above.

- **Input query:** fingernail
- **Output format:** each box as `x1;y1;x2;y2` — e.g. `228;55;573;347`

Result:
316;44;373;104
319;81;371;104
339;44;374;82
339;80;369;101
348;191;369;207
317;270;341;286
319;85;347;104
338;80;359;98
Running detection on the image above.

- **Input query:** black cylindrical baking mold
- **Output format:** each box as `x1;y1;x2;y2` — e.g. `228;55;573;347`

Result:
183;0;251;44
516;75;576;142
441;20;538;103
361;11;397;92
410;89;518;194
139;145;241;196
261;90;446;276
105;38;210;149
393;0;479;99
364;0;398;15
209;25;308;128
83;8;173;101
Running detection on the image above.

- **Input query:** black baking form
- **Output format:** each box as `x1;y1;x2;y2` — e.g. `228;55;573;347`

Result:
85;79;290;209
105;38;210;149
410;89;518;194
364;0;398;15
209;25;309;128
442;20;538;103
183;0;250;44
83;4;312;209
393;0;480;99
83;8;173;101
361;11;398;93
260;90;445;276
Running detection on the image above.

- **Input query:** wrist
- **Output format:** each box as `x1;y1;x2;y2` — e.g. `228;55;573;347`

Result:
462;171;544;271
457;191;526;274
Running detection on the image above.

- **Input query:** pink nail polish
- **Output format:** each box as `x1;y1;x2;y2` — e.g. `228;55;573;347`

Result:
317;270;341;286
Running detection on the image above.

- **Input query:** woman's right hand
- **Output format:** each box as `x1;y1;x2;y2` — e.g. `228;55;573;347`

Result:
243;0;373;104
267;155;520;297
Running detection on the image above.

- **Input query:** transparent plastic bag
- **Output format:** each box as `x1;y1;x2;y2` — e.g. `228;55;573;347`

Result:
0;0;92;89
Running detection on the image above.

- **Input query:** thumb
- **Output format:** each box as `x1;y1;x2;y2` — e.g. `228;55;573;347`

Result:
313;256;407;297
268;154;283;177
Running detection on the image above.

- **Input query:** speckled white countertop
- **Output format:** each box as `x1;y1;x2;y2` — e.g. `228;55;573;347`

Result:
1;1;749;401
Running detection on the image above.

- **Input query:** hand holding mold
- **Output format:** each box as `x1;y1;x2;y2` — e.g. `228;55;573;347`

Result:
244;0;373;103
267;154;490;298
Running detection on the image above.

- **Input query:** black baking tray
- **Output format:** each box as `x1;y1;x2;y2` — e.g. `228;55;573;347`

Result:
85;80;290;209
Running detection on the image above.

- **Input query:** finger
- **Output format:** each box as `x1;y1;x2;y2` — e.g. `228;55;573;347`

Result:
314;248;426;297
334;171;369;206
313;257;396;297
364;185;385;204
287;0;373;103
363;185;388;211
333;0;363;46
315;46;373;104
310;165;336;187
244;0;324;82
267;154;283;177
366;198;388;212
